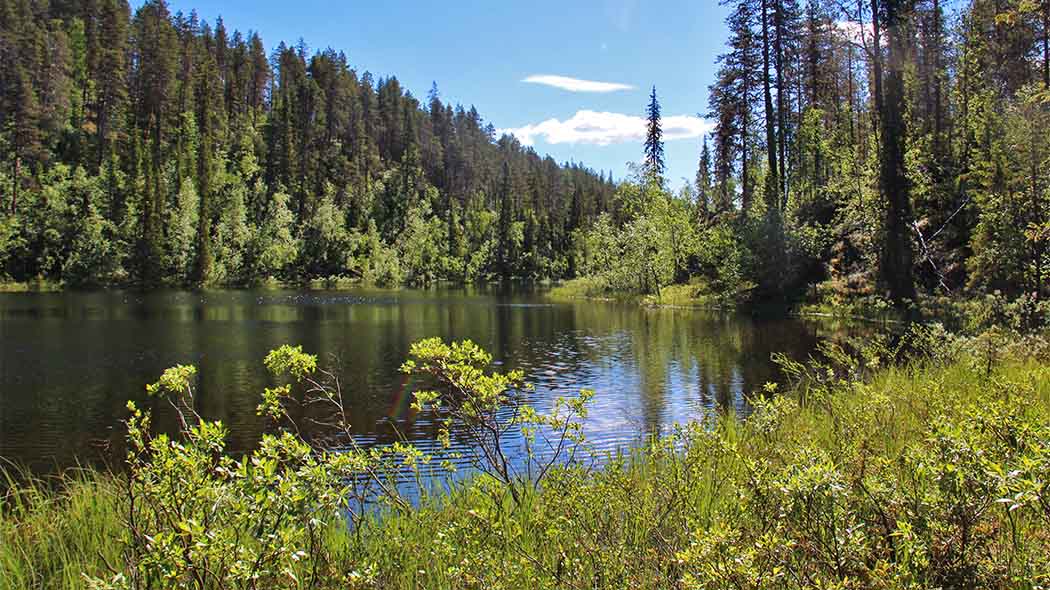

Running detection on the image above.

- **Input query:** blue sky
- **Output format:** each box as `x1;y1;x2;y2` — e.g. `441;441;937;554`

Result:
151;0;731;190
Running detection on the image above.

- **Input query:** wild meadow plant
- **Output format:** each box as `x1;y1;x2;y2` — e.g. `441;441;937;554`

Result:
22;338;593;590
1;327;1049;589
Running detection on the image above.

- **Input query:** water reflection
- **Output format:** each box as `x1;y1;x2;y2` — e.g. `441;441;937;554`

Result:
0;287;867;475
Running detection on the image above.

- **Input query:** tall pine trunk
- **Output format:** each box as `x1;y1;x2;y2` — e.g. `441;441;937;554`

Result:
774;0;788;210
933;0;944;151
875;0;918;306
10;157;19;215
762;0;780;212
1043;0;1049;89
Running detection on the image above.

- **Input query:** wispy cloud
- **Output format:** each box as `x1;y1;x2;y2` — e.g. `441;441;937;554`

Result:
606;0;638;32
522;75;634;93
499;110;714;146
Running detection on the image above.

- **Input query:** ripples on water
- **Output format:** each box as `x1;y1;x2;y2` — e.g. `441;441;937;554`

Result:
0;287;868;479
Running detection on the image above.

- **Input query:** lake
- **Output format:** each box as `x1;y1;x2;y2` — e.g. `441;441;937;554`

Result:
0;287;862;476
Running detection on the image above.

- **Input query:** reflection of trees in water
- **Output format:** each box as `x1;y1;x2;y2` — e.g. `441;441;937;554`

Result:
1;289;880;475
563;304;876;430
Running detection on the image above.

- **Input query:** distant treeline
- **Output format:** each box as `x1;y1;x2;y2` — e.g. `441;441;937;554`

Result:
2;0;1048;306
0;0;616;287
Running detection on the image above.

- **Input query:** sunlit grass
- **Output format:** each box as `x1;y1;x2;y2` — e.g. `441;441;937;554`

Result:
3;345;1049;589
0;279;63;293
0;467;124;590
549;277;733;309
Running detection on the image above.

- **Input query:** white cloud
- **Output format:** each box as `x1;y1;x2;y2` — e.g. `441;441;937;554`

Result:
834;20;885;47
499;110;714;147
522;75;634;93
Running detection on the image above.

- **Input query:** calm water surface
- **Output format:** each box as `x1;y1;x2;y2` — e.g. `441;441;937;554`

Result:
1;287;863;476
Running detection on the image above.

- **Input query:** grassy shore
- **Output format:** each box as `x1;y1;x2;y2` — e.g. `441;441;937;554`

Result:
548;277;737;309
2;332;1049;589
0;279;64;293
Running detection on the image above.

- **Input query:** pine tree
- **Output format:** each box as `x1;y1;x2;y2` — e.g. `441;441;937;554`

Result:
94;0;129;171
497;159;514;279
761;0;781;211
643;86;665;184
696;135;713;222
4;67;42;214
192;52;222;285
712;0;761;212
131;0;178;284
247;32;267;119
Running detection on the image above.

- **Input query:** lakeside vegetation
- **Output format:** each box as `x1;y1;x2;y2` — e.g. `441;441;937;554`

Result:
2;326;1049;589
4;0;1050;588
0;0;1047;311
497;0;1050;318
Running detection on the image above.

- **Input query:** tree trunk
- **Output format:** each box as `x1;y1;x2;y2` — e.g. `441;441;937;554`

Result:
741;113;751;213
97;95;109;173
1043;0;1049;89
774;0;788;209
876;0;918;306
762;0;780;211
933;0;944;151
847;38;855;146
10;157;19;215
1032;157;1041;300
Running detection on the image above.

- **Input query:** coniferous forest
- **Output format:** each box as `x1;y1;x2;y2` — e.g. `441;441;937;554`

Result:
568;0;1049;310
0;0;616;288
1;0;1048;308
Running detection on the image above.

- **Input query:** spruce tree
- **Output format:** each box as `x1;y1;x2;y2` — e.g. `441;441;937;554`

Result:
711;0;761;212
643;86;665;184
696;135;712;222
761;0;780;211
497;159;514;279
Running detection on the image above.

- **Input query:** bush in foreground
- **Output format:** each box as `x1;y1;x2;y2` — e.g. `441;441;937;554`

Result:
2;330;1049;589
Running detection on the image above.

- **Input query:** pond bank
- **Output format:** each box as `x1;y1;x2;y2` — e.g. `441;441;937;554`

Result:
3;330;1048;589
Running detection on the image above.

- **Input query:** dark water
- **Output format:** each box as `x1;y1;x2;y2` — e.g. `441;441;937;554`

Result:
0;287;862;476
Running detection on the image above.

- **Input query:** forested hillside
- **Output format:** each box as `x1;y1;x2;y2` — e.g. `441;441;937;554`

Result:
570;0;1048;311
1;0;1048;306
0;0;616;287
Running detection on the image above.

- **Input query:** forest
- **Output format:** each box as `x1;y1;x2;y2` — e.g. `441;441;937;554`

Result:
1;0;1048;311
0;0;616;288
568;0;1050;311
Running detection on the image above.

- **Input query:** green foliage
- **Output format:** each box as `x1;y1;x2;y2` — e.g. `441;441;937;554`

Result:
694;221;755;303
0;2;616;289
573;179;705;297
0;338;596;589
7;0;1050;306
299;186;353;278
244;190;298;283
4;331;1050;589
62;200;121;288
396;202;448;285
166;179;199;281
353;219;403;287
402;338;593;505
968;85;1050;297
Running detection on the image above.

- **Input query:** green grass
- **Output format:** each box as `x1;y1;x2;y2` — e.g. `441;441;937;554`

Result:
3;341;1050;589
548;277;735;309
0;279;63;293
0;468;124;590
